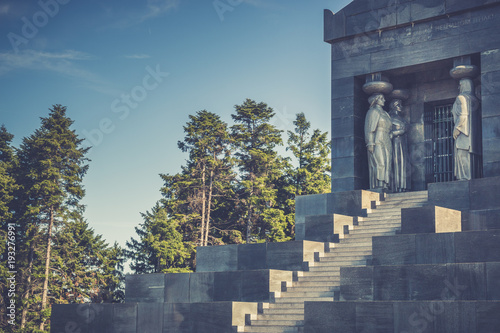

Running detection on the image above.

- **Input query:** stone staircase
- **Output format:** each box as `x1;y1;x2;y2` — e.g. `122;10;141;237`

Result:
242;191;428;333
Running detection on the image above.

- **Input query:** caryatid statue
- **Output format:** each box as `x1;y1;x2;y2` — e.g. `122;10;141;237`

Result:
364;93;393;190
363;74;394;191
451;78;480;180
389;90;410;192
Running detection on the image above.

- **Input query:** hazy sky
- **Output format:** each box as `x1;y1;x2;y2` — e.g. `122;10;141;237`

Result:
0;0;351;251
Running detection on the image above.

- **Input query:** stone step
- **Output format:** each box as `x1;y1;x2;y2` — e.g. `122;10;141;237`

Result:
293;280;340;287
348;228;398;235
262;308;303;315
267;302;304;309
251;313;304;322
243;325;302;332
274;296;335;303
356;220;401;226
318;254;371;262
329;241;372;248
280;291;336;298
285;286;338;292
295;275;340;283
326;247;372;254
316;258;368;266
374;202;426;209
384;190;428;198
321;250;372;257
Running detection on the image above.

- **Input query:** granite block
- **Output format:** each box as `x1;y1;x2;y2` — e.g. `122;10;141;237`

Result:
408;264;448;300
112;303;137;333
476;302;500;332
470;176;500;210
374;265;408;300
446;0;500;13
415;233;455;264
137;303;163;332
214;271;242;302
340;266;374;301
305;215;336;243
481;49;500;73
266;241;305;271
88;304;113;333
466;209;500;231
165;273;190;303
436;301;477;333
486;262;500;300
483;161;500;178
482;115;500;141
410;0;445;21
394;301;437;333
304;302;356;333
191;303;233;333
189;272;215;303
163;303;192;333
237;243;266;271
125;273;165;303
240;270;270;302
355;302;394;333
195;244;238;272
331;176;366;192
331;116;363;139
372;234;417;265
455;230;500;263
331;77;356;99
324;9;345;42
332;157;356;179
331;96;355;118
331;53;372;79
51;304;90;333
428;180;470;211
446;263;486;300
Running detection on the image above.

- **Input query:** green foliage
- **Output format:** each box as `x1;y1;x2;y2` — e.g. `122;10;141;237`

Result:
126;204;194;274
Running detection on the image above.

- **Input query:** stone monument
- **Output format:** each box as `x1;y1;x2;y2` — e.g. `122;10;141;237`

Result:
51;1;500;332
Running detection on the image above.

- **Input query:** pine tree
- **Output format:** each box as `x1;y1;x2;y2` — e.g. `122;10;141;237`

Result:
177;110;235;246
16;105;89;330
231;99;284;243
286;112;331;197
0;125;19;329
126;204;194;273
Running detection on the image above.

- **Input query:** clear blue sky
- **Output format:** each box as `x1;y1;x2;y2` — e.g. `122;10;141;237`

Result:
0;0;351;251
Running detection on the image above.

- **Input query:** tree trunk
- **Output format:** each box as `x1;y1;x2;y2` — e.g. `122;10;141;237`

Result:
40;208;54;331
200;163;206;246
204;168;214;246
20;244;34;328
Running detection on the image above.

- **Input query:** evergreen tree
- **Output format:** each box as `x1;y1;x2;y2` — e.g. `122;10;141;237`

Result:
126;204;194;273
16;105;89;330
177;110;235;246
286;112;331;197
0;125;19;329
231;99;285;242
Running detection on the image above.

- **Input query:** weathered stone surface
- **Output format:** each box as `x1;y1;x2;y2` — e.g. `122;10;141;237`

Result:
466;209;500;231
455;230;500;263
374;265;408;300
470;176;500;210
477;302;500;332
125;273;165;303
138;303;163;332
486;262;500;300
436;301;477;333
356;302;394;332
189;272;214;303
196;244;238;272
237;243;266;271
428;180;470;211
401;206;462;234
340;266;374;301
408;264;448;300
372;234;417;265
112;303;137;333
51;304;89;333
447;263;487;300
304;302;356;333
89;304;113;333
415;233;455;264
165;273;190;303
304;214;336;242
163;303;191;333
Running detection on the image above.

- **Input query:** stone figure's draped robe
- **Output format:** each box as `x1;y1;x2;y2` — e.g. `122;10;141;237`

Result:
452;93;479;180
390;112;409;192
365;106;393;189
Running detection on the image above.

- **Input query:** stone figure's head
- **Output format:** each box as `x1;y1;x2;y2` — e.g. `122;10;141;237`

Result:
459;78;474;94
368;93;385;108
389;99;403;113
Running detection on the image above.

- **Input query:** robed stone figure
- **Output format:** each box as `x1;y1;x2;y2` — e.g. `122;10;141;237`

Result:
365;93;392;190
452;78;480;180
389;99;409;192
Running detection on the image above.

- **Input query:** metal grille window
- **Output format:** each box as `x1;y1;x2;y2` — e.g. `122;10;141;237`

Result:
424;103;454;184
